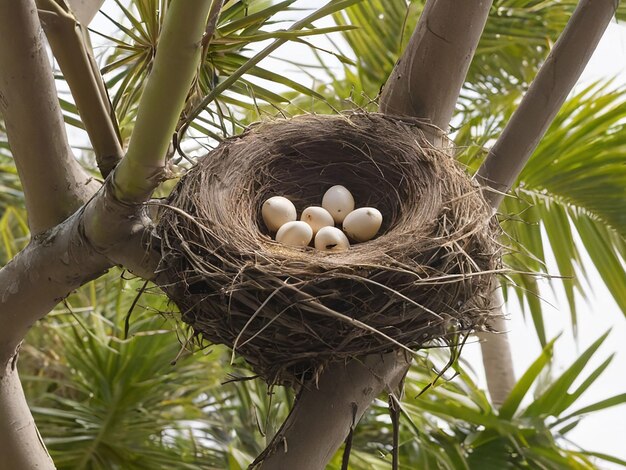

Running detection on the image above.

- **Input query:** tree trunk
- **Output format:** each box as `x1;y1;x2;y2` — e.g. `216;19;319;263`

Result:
256;352;410;469
379;0;492;133
477;0;619;207
0;360;55;470
476;290;515;407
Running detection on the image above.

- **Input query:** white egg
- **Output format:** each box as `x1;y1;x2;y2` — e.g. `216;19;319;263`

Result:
262;196;297;232
342;207;383;242
301;206;334;236
314;226;350;252
322;185;355;223
275;221;313;247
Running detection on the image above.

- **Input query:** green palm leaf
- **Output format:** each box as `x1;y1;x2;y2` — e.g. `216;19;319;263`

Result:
387;339;622;469
21;272;229;469
83;0;359;146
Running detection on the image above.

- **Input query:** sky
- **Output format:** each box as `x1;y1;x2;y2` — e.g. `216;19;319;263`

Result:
85;2;626;466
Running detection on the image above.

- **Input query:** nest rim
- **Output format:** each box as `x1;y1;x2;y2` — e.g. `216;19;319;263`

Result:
156;112;501;386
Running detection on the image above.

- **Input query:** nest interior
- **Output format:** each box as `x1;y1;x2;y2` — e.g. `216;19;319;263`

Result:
156;113;500;386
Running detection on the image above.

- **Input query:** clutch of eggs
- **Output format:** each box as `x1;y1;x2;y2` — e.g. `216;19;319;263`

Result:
263;185;383;251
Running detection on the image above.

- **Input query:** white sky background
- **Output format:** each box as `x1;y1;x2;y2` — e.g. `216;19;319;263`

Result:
85;2;626;466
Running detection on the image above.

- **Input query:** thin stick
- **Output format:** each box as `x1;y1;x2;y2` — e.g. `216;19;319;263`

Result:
37;0;123;177
340;404;357;470
389;393;400;470
113;0;213;203
123;279;150;339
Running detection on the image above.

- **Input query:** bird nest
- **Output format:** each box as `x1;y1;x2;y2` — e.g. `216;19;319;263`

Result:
155;113;500;386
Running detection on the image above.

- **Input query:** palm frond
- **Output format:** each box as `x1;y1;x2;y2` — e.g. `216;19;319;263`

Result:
319;337;625;469
389;336;622;469
82;0;360;150
21;272;229;469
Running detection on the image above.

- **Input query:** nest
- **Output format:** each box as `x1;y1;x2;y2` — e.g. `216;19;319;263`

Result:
155;113;500;386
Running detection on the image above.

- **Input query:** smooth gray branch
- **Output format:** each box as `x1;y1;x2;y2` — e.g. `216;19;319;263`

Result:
256;351;410;469
0;0;100;235
476;0;618;207
38;0;124;178
379;0;493;133
0;364;55;470
476;289;516;406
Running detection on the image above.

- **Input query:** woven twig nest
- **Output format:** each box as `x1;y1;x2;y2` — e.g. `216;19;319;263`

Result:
156;113;500;385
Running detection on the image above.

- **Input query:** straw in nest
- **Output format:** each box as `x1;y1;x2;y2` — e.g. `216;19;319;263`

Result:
155;113;500;386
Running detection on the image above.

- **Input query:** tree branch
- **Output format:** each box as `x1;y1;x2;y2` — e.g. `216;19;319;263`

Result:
0;184;157;364
379;0;493;132
474;0;616;406
0;178;158;468
37;0;123;178
113;0;214;204
1;363;55;470
0;210;110;364
476;0;618;208
256;352;411;469
202;0;224;60
476;289;515;407
0;0;100;235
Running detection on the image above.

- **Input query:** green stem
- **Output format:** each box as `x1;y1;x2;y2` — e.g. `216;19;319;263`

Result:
114;0;214;203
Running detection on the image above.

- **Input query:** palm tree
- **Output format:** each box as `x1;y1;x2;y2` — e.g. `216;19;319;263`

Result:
0;0;624;468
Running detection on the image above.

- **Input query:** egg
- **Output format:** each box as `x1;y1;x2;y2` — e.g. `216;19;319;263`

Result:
301;206;334;236
275;221;313;247
262;196;297;232
314;226;350;252
322;185;355;223
342;207;383;242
